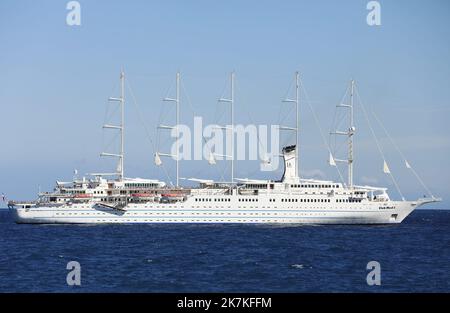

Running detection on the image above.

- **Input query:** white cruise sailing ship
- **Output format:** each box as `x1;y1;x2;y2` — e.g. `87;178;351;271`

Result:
9;71;440;224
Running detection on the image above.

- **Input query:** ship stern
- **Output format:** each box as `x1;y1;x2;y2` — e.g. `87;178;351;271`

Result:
8;203;38;224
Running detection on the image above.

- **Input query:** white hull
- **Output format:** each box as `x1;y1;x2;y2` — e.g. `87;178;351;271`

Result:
11;199;426;225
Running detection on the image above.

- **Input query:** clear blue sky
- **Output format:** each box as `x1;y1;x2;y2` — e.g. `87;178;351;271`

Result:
0;0;449;208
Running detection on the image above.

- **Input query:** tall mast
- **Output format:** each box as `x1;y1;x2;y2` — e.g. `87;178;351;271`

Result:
101;70;125;181
230;72;234;183
295;71;299;177
330;79;356;188
120;70;125;181
158;72;181;187
175;72;180;187
213;72;235;184
348;79;355;188
280;71;300;179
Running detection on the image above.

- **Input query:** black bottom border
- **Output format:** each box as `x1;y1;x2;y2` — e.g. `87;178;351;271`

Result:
1;293;449;311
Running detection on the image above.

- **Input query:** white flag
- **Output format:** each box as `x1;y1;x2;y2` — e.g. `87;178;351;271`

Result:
383;160;391;174
154;153;162;166
329;153;336;166
405;160;411;169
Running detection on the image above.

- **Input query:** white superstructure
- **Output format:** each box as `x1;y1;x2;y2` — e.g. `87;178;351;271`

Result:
9;71;439;224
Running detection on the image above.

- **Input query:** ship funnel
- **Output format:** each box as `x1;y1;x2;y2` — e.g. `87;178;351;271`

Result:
281;145;298;183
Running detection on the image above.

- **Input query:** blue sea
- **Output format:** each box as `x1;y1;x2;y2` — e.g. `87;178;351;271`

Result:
0;209;449;292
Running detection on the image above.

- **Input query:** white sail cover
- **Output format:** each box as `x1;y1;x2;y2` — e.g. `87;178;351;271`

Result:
329;153;336;167
154;153;162;166
383;160;391;174
405;160;411;169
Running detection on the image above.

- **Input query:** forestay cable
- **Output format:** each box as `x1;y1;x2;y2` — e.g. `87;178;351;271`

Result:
355;87;405;200
371;108;435;198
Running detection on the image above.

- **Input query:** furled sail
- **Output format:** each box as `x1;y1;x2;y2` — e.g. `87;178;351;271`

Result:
329;153;336;167
405;160;411;169
208;152;216;165
383;160;391;174
154;153;162;166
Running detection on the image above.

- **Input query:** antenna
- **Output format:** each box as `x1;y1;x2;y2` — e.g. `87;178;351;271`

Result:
101;70;125;181
157;72;181;187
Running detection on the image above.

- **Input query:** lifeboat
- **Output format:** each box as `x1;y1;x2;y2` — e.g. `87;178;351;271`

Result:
131;193;154;200
72;194;92;202
131;193;152;197
239;189;257;195
159;193;186;203
161;193;183;197
73;194;92;198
